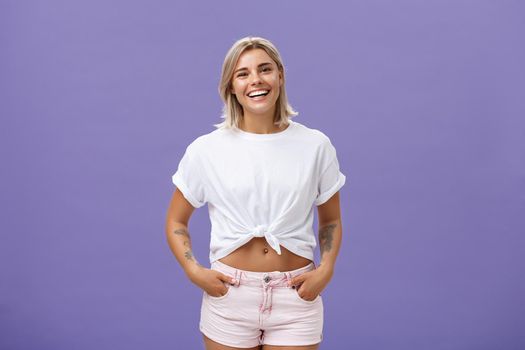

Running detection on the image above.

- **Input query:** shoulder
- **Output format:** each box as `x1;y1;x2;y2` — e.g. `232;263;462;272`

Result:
292;119;334;148
183;126;225;156
292;120;341;170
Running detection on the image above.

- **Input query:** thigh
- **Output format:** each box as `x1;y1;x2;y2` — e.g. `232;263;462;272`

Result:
261;287;323;347
200;285;262;348
203;334;262;350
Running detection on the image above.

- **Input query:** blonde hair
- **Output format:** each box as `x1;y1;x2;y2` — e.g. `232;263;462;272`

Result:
213;36;298;130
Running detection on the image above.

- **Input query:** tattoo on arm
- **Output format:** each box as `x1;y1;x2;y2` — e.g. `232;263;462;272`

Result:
173;228;190;238
319;223;336;257
173;228;201;266
184;250;195;261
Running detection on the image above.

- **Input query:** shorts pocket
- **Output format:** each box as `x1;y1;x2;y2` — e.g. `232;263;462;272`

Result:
292;287;321;304
206;282;233;301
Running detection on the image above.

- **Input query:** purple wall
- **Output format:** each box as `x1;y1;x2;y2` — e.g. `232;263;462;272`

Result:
1;0;524;349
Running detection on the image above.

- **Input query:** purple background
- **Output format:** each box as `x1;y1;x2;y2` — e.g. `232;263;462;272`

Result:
1;0;524;349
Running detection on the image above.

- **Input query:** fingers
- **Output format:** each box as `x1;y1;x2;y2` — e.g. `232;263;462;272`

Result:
210;285;229;297
296;285;307;299
289;272;308;288
208;273;232;297
217;272;236;285
296;283;318;301
298;291;317;301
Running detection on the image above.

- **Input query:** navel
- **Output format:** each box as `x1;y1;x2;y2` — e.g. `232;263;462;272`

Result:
263;247;269;254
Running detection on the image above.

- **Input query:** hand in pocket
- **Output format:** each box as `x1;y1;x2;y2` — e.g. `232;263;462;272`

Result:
189;266;235;297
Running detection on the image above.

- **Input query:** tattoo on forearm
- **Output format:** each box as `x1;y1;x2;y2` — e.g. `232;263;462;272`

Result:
319;223;336;257
173;228;190;237
184;249;195;261
173;228;200;265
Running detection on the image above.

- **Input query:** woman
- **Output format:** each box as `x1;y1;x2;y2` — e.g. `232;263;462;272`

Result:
165;36;346;350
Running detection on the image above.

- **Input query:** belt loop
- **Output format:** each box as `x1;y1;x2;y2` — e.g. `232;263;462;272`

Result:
233;269;241;287
284;271;292;287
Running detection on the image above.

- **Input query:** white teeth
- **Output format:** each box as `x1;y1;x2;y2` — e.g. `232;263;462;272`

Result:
248;90;269;97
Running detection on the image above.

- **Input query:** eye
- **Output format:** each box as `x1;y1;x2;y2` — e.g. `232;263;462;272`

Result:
262;67;272;72
237;72;247;77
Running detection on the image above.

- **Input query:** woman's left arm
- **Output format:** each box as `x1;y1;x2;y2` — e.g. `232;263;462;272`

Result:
317;190;343;274
289;191;343;300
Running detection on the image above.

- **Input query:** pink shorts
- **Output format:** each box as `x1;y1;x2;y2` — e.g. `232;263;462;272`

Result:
199;260;324;348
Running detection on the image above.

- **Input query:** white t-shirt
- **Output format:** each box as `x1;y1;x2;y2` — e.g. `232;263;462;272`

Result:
171;119;346;263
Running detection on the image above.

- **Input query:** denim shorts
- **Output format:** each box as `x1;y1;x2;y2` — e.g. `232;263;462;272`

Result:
199;259;324;347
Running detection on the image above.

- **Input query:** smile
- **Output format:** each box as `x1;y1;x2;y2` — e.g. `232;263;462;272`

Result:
247;89;270;98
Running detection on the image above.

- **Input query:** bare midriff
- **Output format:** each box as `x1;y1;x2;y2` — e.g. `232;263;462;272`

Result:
218;237;313;272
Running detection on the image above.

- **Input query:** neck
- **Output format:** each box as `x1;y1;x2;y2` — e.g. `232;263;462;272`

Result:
239;111;283;134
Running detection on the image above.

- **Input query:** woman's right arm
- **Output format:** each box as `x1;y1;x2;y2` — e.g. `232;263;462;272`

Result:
165;188;234;296
165;188;202;277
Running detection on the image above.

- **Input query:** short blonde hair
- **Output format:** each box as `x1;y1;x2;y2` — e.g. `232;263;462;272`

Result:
214;36;298;130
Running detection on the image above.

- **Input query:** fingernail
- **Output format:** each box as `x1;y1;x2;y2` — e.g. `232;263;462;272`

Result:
231;279;237;284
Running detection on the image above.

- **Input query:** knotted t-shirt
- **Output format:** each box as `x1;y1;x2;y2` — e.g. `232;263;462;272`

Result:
171;119;346;263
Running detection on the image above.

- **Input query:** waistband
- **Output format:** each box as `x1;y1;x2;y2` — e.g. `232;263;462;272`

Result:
211;260;316;288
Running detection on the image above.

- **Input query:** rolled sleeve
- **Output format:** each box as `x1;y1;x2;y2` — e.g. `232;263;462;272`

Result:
314;138;346;206
314;156;346;206
171;144;207;208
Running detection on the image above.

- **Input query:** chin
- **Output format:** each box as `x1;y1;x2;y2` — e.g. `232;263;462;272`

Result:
248;108;274;116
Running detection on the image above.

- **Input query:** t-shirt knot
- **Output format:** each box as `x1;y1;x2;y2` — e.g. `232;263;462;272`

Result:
252;224;267;237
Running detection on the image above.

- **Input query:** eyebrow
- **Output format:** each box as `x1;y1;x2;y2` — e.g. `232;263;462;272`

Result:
234;62;273;74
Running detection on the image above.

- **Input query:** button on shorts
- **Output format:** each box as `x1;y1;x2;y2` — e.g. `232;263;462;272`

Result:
199;259;324;348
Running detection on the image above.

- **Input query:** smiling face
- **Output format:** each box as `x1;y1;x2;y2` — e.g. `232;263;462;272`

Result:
230;48;283;120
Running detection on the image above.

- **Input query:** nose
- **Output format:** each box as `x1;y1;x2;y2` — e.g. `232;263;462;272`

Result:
249;71;262;85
